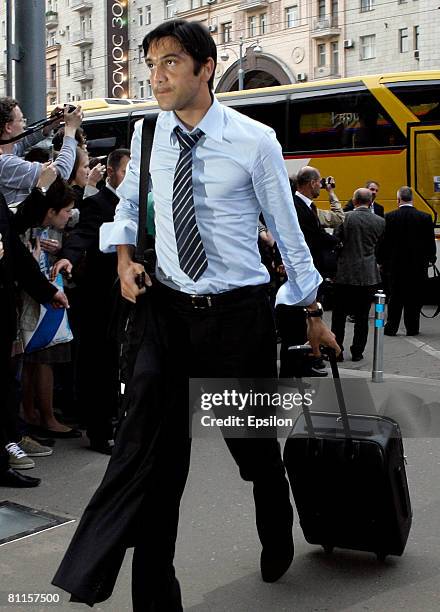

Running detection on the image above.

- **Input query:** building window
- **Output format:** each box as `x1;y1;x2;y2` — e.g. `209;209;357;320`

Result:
66;59;70;76
145;5;151;25
222;21;232;43
331;41;339;73
1;21;5;39
285;6;298;28
414;25;419;50
191;0;202;7
138;44;144;63
360;34;376;59
147;80;152;97
165;0;175;19
87;48;92;68
139;80;145;98
47;32;56;46
66;92;71;102
399;28;409;53
260;13;267;34
66;25;70;41
317;43;326;67
318;0;325;19
248;15;257;37
138;7;143;26
331;0;338;25
360;0;374;11
50;64;56;86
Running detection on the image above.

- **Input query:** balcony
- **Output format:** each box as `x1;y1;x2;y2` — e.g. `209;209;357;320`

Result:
47;79;57;92
45;11;58;28
71;30;94;46
311;16;341;39
314;65;339;79
0;64;7;76
71;0;93;11
73;66;93;82
238;0;268;9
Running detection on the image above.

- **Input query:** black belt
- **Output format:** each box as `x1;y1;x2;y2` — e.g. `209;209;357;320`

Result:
156;282;268;310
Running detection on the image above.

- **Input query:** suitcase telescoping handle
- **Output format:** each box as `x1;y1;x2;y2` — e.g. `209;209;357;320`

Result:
287;345;352;440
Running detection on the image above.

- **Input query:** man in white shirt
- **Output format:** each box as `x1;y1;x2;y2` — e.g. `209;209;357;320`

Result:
53;20;339;611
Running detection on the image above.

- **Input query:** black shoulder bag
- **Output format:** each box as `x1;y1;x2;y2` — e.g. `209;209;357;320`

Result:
109;115;158;408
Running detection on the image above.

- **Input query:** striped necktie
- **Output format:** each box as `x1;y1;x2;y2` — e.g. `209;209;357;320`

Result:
172;126;207;282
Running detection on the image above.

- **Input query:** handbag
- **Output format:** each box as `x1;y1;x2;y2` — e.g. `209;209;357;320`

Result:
21;272;73;353
421;264;440;318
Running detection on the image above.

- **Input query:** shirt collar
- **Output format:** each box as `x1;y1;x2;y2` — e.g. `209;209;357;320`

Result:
295;191;313;208
399;203;414;207
166;96;224;145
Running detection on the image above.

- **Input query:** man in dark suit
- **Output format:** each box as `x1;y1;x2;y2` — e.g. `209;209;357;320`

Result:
53;148;130;454
0;191;68;486
277;165;338;376
331;188;385;361
344;180;384;217
379;186;436;336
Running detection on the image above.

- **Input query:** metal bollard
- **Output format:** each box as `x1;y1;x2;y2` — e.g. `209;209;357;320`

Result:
372;290;386;383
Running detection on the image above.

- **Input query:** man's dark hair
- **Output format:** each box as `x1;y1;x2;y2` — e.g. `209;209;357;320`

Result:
45;177;77;213
0;97;18;135
142;19;217;91
365;179;380;189
296;166;320;187
52;126;87;152
107;148;130;170
25;148;50;163
398;186;413;202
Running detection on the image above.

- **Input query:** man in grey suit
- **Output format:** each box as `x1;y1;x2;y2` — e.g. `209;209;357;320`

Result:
331;188;385;361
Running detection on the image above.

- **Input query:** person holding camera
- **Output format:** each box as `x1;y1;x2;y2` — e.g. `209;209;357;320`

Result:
277;166;339;377
0;98;82;207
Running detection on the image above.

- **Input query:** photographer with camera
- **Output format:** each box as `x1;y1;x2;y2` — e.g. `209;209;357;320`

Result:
0;99;82;206
277;166;339;377
317;175;344;228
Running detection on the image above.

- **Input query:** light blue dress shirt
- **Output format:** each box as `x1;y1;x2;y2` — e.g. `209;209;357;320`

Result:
100;97;320;305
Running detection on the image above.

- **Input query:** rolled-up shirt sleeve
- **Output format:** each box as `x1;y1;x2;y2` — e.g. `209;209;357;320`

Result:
251;130;321;306
100;120;142;253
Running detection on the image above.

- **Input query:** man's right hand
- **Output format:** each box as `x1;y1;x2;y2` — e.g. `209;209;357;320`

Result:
64;105;83;134
118;260;151;303
37;162;57;191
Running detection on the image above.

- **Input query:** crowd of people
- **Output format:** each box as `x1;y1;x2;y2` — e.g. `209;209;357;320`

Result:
0;18;437;609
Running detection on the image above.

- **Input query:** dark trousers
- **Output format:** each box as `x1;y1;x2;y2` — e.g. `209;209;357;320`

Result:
130;284;292;611
77;297;118;443
386;281;422;335
331;284;375;357
276;305;307;377
0;334;15;472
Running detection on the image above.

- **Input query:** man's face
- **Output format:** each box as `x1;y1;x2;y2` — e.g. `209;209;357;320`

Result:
109;155;130;189
146;37;209;112
368;183;379;202
6;106;26;139
310;174;321;199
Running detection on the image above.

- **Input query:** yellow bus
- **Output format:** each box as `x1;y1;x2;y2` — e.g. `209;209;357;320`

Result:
49;70;440;223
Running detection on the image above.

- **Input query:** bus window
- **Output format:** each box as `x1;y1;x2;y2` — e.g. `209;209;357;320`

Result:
82;117;130;155
387;83;440;122
231;100;288;148
287;90;405;153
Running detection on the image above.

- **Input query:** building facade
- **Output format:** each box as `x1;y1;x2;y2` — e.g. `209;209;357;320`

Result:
0;0;438;104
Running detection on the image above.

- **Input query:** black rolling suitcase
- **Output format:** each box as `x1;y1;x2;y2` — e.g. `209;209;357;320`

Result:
283;346;412;560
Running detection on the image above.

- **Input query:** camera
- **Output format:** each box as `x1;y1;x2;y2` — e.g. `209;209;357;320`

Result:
320;177;336;189
64;104;77;113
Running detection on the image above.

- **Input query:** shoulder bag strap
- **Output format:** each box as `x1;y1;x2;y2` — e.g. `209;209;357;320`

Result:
135;114;157;264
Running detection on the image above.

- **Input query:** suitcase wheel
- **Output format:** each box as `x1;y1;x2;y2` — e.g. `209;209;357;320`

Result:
376;552;387;562
322;545;334;555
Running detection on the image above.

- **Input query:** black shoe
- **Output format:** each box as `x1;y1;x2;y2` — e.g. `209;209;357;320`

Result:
311;356;326;370
351;353;364;362
261;539;294;583
38;427;82;439
384;328;397;336
89;440;113;456
406;331;419;336
336;352;344;363
27;435;56;447
0;468;41;488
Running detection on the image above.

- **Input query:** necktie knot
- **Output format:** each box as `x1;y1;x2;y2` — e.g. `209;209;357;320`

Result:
174;126;203;152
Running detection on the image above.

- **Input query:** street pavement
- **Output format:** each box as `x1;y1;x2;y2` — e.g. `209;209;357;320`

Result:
1;308;440;611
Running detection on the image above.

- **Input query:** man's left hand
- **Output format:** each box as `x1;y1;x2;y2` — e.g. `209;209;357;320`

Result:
307;318;340;357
